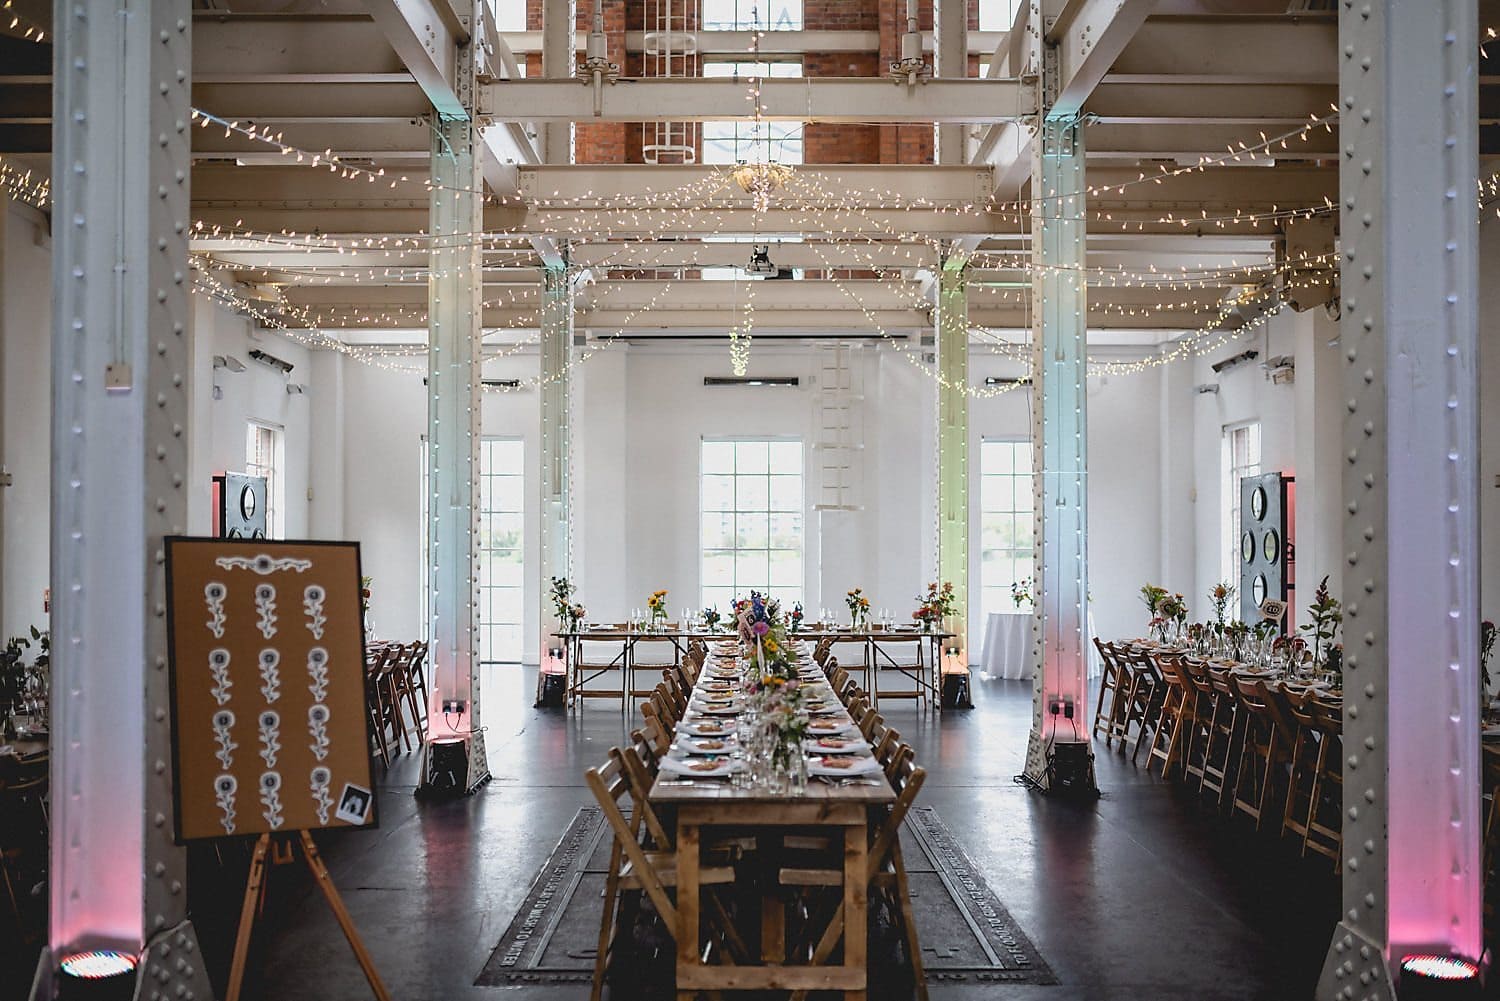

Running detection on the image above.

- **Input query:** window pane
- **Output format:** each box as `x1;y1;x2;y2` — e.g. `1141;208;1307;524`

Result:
737;512;769;549
735;440;769;471
702;474;735;511
769;474;802;511
767;440;802;471
735;550;768;587
703;551;735;587
769;551;802;588
702;440;736;473
701;512;734;550
736;474;769;511
769;512;801;548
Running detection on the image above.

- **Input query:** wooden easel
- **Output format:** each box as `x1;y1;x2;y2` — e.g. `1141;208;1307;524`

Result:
225;829;392;1001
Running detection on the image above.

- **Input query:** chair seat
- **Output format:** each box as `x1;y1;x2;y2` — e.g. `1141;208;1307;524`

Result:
620;854;735;888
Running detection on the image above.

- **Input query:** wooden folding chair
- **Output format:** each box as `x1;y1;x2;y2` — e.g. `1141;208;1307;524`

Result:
585;751;737;1001
780;751;929;1001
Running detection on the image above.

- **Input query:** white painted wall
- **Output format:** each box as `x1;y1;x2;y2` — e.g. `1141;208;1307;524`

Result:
9;224;1500;679
1;200;52;638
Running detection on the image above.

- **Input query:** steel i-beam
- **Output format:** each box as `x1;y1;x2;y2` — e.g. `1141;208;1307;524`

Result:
538;259;573;666
37;1;214;996
1022;112;1093;792
1315;1;1481;994
422;113;490;793
935;254;970;656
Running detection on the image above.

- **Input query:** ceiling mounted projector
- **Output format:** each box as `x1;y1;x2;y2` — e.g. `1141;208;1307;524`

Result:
745;244;778;277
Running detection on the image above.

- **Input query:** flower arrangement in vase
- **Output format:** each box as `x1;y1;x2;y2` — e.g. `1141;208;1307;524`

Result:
646;589;668;630
360;576;373;635
1208;581;1236;636
1154;592;1188;644
1223;620;1251;661
550;576;585;631
789;602;804;634
1010;577;1034;609
846;588;871;630
913;581;958;632
1298;576;1342;680
1140;584;1168;638
702;606;722;632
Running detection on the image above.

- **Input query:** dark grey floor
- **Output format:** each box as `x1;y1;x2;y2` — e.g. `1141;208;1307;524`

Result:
182;671;1338;1000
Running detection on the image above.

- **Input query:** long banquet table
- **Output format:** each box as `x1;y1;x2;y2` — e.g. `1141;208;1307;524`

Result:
648;638;897;997
558;623;955;709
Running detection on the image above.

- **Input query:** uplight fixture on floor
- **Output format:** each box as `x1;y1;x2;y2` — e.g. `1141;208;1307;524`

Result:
58;949;138;1001
1399;954;1483;999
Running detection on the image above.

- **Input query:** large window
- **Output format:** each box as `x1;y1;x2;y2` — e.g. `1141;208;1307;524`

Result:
419;438;526;664
980;440;1034;619
700;439;804;614
701;61;804;166
701;0;802;30
245;420;284;539
1222;422;1262;583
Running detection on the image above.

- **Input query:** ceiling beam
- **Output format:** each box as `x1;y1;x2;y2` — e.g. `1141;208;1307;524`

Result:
1108;16;1336;83
1048;0;1157;118
480;77;1030;124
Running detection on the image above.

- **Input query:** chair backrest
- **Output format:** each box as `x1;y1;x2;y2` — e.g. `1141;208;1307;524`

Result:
613;744;672;849
1180;656;1215;695
1310;697;1342;738
876;731;910;783
1094;638;1119;678
813;637;834;665
585;754;677;928
868;751;926;877
635;713;672;765
641;699;674;740
661;669;687;714
650;686;680;728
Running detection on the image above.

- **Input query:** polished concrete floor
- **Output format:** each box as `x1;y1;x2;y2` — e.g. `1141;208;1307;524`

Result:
165;669;1341;1001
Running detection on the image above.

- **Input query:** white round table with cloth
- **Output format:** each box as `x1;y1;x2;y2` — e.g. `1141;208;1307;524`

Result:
980;610;1102;680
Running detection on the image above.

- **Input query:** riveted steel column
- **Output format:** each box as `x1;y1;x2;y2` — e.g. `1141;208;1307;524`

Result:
1022;112;1091;789
423;111;490;789
1316;1;1480;993
39;0;213;995
539;259;572;664
936;253;969;651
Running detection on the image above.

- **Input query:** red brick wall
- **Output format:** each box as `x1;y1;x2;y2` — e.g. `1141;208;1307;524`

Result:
518;0;978;164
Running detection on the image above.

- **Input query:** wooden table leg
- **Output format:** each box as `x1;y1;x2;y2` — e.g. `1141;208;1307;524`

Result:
677;812;701;1001
843;823;868;1001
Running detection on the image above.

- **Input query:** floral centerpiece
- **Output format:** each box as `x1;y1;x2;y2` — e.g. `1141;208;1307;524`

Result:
360;576;373;634
1154;592;1188;644
1140;583;1168;637
1208;581;1236;631
646;588;668;630
737;592;795;676
1010;577;1034;609
913;581;958;632
789;602;804;634
1224;619;1251;660
702;606;722;632
1299;575;1342;678
550;576;585;631
846;587;871;630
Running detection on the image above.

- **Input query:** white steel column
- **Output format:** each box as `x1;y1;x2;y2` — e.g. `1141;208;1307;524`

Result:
935;254;969;651
423;109;490;791
40;0;213;994
934;0;967;165
1021;110;1091;790
1316;0;1481;993
542;0;576;164
538;260;573;665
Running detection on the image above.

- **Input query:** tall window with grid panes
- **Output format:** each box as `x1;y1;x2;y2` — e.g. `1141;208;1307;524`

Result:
700;439;804;616
245;421;283;539
1222;422;1262;584
980;439;1035;619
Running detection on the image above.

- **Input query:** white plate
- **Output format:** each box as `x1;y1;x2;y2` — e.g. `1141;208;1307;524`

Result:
805;718;856;737
679;718;735;737
803;736;872;756
675;736;738;754
660;756;739;778
807;754;883;777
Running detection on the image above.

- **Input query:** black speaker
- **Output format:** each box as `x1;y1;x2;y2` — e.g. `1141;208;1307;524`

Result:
940;672;972;709
535;671;566;708
1047;741;1098;798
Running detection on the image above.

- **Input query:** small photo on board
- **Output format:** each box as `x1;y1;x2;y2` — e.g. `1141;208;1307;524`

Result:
336;783;373;825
